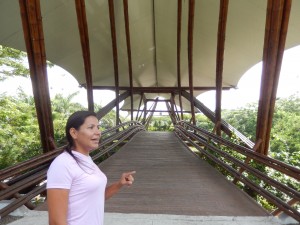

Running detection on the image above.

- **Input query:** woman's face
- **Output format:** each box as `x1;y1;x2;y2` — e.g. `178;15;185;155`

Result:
70;116;101;155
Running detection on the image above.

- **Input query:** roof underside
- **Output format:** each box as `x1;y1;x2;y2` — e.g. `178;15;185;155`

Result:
1;0;300;111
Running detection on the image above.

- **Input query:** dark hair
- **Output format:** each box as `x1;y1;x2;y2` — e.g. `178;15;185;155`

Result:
65;110;97;158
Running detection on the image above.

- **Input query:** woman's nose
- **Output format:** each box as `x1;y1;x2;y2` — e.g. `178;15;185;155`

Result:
96;129;101;136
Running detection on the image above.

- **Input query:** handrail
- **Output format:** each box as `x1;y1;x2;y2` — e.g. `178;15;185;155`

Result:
93;126;145;160
0;148;62;181
181;90;255;148
177;121;300;180
174;121;300;222
0;121;145;219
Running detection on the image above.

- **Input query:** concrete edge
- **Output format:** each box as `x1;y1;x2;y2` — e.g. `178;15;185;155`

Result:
4;211;288;225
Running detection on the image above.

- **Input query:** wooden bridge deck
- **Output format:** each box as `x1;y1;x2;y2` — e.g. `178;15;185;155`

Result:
100;131;270;216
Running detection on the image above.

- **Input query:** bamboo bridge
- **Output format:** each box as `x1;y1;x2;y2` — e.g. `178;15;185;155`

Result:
1;0;300;224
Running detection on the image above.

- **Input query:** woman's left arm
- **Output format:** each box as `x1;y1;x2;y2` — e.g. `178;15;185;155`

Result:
105;171;136;200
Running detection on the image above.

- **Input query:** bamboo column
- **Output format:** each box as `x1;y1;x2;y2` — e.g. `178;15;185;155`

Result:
256;0;291;155
123;0;134;121
177;0;184;120
215;0;228;136
108;0;120;126
75;0;94;111
187;0;196;125
19;0;55;153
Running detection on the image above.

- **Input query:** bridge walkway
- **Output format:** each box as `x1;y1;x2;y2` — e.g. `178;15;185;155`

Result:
100;131;269;216
5;131;283;225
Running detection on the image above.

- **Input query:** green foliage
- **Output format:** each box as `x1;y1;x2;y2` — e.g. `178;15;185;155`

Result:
147;116;173;131
0;92;41;169
0;45;29;81
99;110;117;129
222;96;300;169
51;92;86;146
269;95;300;168
220;96;300;211
195;114;215;131
222;103;258;141
0;87;121;169
0;45;54;81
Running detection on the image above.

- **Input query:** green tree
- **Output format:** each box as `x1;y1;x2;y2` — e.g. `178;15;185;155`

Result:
148;116;173;131
222;96;300;167
51;92;85;146
222;103;258;141
269;95;300;168
0;45;29;81
0;88;123;169
99;111;117;129
0;44;54;81
0;92;41;168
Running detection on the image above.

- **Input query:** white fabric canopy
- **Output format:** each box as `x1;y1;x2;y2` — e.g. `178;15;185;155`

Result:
1;0;300;111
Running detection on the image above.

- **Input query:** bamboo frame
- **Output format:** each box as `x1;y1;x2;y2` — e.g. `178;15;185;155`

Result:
108;0;120;126
187;0;196;125
75;0;94;111
177;0;184;120
123;0;134;121
256;0;291;155
19;0;54;153
215;0;229;136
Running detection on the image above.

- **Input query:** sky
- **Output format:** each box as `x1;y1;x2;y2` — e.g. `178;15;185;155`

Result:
0;46;299;113
198;45;300;110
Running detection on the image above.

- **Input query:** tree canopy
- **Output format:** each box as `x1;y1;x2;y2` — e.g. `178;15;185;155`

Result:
0;44;53;81
222;95;300;168
0;45;29;81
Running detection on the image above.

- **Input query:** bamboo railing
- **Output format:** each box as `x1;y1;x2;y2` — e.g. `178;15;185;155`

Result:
0;121;144;219
174;121;300;222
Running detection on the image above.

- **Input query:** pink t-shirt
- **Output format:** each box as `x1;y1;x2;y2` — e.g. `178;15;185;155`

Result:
47;151;107;225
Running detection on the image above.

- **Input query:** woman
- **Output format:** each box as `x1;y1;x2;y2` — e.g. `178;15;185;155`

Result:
47;110;135;225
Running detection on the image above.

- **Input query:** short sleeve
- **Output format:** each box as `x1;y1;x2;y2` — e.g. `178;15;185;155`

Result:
46;153;74;190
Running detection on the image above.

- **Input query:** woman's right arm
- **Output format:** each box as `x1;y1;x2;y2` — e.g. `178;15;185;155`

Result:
47;188;69;225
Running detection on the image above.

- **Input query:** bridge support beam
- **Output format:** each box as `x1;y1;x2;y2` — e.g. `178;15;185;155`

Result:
215;0;229;136
96;91;130;120
256;0;291;155
75;0;94;112
19;0;55;153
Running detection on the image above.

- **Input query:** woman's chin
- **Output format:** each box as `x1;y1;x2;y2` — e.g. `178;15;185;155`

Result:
89;145;99;151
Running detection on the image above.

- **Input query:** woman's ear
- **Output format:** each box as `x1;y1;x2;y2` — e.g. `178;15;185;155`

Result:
69;127;78;139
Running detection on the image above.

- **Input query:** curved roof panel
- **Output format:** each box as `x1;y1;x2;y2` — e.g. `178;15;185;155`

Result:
1;0;300;112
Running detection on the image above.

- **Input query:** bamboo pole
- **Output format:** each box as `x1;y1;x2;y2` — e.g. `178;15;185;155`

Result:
187;0;196;125
108;0;120;126
123;0;134;121
215;0;229;136
75;0;94;111
177;0;184;120
19;0;55;153
256;0;291;155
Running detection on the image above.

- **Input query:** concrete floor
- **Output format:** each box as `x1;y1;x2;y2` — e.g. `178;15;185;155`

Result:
3;211;285;225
